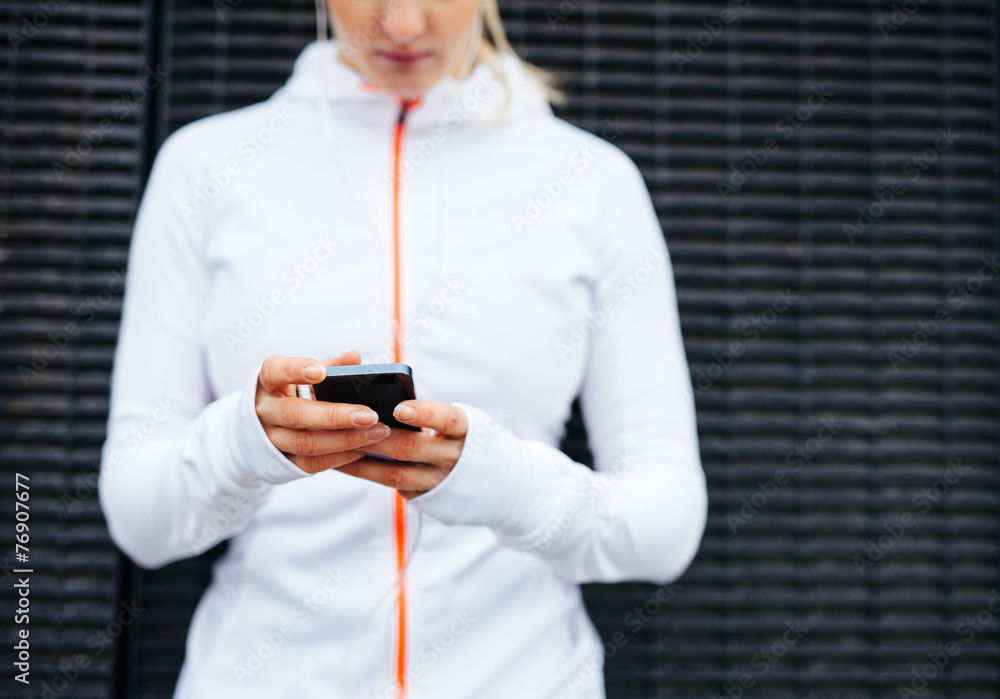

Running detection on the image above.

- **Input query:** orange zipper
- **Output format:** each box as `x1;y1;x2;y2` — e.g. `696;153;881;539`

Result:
390;95;420;699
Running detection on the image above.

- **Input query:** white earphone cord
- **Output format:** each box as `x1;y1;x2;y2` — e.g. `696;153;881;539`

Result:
340;508;423;698
315;0;328;43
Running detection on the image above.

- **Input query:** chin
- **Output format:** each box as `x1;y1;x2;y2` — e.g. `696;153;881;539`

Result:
374;74;437;100
359;58;443;98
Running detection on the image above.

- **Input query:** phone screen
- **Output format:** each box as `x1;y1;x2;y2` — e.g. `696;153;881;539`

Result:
312;365;419;432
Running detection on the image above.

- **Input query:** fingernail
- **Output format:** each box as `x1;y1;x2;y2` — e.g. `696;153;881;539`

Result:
303;364;325;381
393;404;416;421
352;409;377;425
366;425;389;440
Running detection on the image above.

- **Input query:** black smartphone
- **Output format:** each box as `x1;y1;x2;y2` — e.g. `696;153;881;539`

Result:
311;363;419;431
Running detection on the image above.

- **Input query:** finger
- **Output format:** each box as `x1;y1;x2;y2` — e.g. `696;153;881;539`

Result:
301;351;363;400
356;428;462;467
265;423;391;455
321;350;362;367
391;400;468;438
259;354;329;393
258;393;381;429
287;449;367;475
335;456;446;493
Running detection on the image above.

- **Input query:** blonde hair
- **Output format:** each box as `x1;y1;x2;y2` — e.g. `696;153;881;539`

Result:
476;0;565;108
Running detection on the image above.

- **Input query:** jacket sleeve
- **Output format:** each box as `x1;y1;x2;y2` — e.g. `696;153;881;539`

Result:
409;147;707;584
98;133;310;570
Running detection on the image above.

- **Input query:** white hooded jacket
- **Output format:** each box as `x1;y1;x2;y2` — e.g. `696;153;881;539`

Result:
99;39;707;699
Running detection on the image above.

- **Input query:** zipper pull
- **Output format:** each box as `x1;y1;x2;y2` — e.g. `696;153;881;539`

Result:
397;97;420;125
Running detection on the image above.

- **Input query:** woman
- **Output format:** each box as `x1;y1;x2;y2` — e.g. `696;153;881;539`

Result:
99;0;708;696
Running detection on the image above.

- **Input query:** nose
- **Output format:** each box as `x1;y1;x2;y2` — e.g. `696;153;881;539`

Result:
381;1;425;44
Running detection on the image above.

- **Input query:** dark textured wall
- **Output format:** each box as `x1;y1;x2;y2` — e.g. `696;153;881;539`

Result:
1;1;998;697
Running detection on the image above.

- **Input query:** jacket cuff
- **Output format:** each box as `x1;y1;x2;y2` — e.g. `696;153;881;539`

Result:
225;360;313;489
408;402;595;549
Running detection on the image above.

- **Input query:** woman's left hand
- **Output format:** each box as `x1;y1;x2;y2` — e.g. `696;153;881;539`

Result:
335;400;468;499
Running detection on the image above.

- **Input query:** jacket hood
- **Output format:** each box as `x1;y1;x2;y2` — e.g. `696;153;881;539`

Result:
271;39;552;140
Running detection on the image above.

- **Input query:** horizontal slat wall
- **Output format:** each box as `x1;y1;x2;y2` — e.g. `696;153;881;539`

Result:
0;0;155;697
159;0;317;132
528;1;999;696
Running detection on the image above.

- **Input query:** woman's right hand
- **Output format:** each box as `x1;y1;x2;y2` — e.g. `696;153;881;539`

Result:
254;351;392;475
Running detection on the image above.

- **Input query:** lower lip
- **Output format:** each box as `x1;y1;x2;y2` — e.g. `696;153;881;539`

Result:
377;52;431;69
